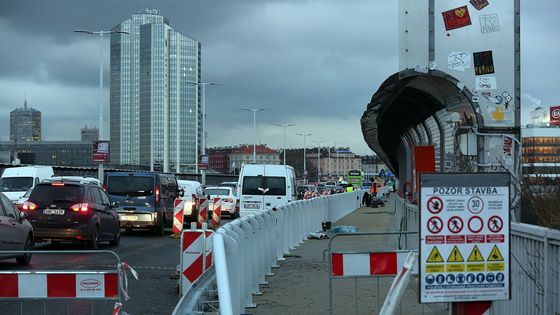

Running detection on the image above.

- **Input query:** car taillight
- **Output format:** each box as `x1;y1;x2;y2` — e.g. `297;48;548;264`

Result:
52;182;65;186
70;203;89;213
223;198;233;203
102;184;106;191
155;186;160;203
22;201;38;211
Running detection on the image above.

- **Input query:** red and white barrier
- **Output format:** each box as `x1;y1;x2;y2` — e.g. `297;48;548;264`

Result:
197;198;208;229
211;198;222;228
180;229;214;295
331;251;418;277
173;198;185;234
0;272;119;299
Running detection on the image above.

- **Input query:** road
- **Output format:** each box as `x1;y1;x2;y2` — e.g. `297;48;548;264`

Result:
0;221;232;315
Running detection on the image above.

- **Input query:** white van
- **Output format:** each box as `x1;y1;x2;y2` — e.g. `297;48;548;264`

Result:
238;164;296;216
177;180;204;222
0;166;54;201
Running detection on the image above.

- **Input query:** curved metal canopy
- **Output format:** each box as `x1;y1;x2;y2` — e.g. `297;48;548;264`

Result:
361;70;477;177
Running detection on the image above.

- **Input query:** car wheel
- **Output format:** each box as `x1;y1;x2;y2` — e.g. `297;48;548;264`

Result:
16;235;33;266
109;228;120;246
155;214;165;236
88;226;99;250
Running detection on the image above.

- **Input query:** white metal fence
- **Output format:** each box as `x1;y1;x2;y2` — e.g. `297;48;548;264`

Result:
394;196;560;315
172;190;363;315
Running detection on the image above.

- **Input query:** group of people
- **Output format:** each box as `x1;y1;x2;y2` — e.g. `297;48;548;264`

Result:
361;191;385;208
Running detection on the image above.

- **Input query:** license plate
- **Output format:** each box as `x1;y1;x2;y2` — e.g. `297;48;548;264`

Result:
120;215;138;221
43;209;65;215
244;203;260;209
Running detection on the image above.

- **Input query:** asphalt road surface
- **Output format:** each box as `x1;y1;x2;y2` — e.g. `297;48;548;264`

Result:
0;220;232;315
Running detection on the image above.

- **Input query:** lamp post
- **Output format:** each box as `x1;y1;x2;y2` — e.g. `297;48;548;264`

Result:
187;82;222;186
313;140;325;182
241;108;269;163
74;29;128;183
272;123;295;165
296;133;313;182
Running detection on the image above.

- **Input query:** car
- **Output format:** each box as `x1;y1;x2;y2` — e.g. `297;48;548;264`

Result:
0;166;54;202
104;172;180;235
177;180;203;223
22;177;120;249
0;192;34;265
204;186;239;218
218;181;239;192
297;185;317;199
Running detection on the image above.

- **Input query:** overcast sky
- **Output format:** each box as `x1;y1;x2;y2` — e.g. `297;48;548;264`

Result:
0;0;558;155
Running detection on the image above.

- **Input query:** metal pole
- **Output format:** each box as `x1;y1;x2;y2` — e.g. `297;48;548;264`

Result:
317;145;320;180
303;136;307;176
253;109;257;163
98;32;104;140
328;147;331;177
201;84;206;185
283;126;286;165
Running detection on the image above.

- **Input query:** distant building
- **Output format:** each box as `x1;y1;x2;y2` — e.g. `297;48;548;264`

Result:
522;128;560;181
229;145;280;174
528;105;560;128
81;126;99;142
110;8;201;173
361;155;388;179
0;141;93;166
207;146;236;174
10;99;41;142
308;148;361;180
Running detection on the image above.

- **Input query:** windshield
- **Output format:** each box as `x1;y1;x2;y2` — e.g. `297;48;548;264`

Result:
0;177;34;192
242;176;286;196
107;176;154;197
205;188;230;196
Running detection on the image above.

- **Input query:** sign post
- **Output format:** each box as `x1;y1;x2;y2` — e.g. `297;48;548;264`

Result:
419;173;510;306
93;141;109;184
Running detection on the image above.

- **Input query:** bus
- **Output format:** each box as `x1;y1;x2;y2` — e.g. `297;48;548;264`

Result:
347;169;364;189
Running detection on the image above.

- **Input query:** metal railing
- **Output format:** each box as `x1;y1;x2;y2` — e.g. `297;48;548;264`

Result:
172;190;363;314
394;197;560;315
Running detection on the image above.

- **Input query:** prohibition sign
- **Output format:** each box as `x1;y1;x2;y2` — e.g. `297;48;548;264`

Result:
468;216;484;233
427;196;444;214
488;216;503;233
427;216;444;234
467;196;484;214
447;216;464;234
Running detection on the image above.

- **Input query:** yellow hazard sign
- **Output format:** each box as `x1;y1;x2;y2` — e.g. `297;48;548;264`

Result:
426;246;444;263
426;264;444;273
487;245;504;261
447;245;464;263
467;245;484;262
466;263;485;272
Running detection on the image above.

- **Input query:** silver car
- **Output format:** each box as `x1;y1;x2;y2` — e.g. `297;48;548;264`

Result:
0;192;33;265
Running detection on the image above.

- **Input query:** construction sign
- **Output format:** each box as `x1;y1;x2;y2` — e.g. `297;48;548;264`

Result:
419;173;510;303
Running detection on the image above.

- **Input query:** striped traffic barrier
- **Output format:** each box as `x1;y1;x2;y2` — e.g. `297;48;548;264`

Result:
180;228;214;295
197;198;208;229
212;197;222;228
330;251;418;277
173;198;185;234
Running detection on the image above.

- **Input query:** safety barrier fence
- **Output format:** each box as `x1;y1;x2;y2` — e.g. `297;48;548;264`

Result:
0;250;137;315
325;231;418;314
172;190;363;315
395;198;560;315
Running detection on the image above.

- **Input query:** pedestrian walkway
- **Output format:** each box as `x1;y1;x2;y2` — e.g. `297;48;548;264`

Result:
251;195;448;315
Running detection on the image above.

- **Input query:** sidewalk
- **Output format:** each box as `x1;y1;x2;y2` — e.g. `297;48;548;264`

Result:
250;194;448;315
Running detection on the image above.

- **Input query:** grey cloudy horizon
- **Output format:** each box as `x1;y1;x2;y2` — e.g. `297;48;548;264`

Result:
0;0;558;155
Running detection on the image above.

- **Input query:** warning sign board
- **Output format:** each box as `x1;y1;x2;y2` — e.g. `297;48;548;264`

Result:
419;173;510;303
426;246;444;263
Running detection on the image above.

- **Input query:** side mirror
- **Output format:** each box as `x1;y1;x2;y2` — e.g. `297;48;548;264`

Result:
19;211;28;221
178;188;185;197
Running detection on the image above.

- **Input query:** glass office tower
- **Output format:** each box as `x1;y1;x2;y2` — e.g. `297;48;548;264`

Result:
110;9;201;173
10;99;41;142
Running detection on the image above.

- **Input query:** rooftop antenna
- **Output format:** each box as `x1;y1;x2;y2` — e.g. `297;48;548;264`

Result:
24;91;27;109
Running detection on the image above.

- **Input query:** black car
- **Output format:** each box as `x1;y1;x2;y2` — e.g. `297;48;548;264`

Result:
104;172;180;235
23;177;120;249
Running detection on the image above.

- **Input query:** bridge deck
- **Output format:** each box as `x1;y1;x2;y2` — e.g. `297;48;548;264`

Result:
251;195;448;314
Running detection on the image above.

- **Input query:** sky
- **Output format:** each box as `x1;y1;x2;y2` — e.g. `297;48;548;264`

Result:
0;0;558;155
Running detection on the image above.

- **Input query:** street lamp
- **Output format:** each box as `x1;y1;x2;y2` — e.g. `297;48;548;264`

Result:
272;123;295;165
313;140;325;181
241;108;269;163
187;81;222;186
74;29;129;140
296;133;313;181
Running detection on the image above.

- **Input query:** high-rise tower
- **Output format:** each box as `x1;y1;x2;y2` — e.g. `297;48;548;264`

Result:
10;98;41;142
110;8;201;172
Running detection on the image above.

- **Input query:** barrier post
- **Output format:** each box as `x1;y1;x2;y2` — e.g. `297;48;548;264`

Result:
173;198;184;234
197;198;208;229
211;197;222;228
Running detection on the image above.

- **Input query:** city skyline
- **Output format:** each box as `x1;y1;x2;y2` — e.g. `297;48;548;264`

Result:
0;1;558;155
